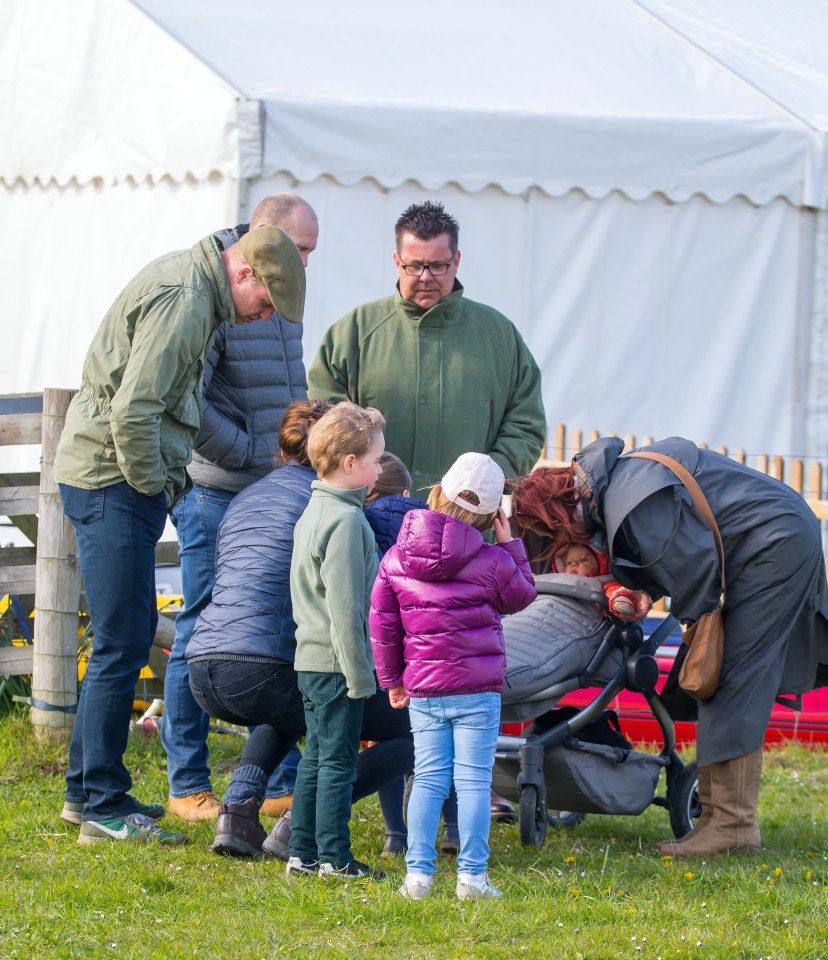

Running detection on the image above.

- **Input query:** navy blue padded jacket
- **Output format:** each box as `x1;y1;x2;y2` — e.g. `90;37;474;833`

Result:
187;224;307;493
364;494;427;557
187;462;315;661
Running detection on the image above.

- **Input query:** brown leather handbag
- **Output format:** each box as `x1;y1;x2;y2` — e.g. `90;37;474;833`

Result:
627;452;725;701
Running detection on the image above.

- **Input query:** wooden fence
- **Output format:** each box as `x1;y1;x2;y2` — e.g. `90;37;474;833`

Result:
0;391;175;741
541;424;828;523
2;397;828;741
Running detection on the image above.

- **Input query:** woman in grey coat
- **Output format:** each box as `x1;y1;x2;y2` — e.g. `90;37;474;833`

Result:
510;436;828;857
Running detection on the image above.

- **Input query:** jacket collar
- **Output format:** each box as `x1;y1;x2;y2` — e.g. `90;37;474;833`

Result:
194;235;236;329
394;280;465;327
311;479;368;507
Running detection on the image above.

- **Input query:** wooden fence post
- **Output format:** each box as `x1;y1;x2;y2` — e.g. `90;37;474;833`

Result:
32;389;80;742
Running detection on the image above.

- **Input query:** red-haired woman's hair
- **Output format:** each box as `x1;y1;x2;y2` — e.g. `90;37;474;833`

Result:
510;466;590;564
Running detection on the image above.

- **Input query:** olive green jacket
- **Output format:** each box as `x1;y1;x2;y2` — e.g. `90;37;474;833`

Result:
307;284;546;488
290;481;378;699
53;237;235;507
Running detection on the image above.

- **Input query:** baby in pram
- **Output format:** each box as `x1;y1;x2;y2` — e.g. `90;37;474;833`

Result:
558;543;645;620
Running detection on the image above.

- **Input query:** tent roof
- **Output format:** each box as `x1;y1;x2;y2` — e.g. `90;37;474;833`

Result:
5;0;828;207
0;0;259;186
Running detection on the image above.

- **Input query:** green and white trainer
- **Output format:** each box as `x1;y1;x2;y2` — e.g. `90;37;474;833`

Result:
78;813;187;845
62;799;165;827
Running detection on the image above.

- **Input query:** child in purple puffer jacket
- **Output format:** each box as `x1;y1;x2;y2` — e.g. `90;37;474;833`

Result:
369;452;536;901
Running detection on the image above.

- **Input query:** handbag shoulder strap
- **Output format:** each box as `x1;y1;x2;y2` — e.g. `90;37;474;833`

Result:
626;451;725;596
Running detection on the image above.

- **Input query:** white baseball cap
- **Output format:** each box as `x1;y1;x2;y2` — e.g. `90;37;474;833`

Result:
441;452;505;515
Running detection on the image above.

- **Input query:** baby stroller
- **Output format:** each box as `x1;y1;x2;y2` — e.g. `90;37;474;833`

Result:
494;574;700;847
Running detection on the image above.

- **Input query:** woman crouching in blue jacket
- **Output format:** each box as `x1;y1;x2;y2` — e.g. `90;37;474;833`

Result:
186;401;414;858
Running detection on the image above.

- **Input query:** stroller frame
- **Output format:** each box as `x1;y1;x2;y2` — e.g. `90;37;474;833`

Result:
494;578;700;847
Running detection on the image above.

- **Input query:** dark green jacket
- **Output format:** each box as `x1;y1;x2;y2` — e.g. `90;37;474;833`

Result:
53;237;234;507
307;284;545;488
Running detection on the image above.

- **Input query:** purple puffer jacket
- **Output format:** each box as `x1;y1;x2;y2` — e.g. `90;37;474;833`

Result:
369;509;536;697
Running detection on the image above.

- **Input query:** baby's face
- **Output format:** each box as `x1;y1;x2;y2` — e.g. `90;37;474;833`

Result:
564;546;598;577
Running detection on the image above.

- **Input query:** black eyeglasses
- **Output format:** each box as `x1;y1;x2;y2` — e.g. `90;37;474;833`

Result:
398;260;454;277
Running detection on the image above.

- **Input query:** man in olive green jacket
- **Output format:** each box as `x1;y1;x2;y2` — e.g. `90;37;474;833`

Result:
307;201;546;491
53;227;305;845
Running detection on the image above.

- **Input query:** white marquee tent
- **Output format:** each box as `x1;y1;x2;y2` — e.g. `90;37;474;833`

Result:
3;0;828;466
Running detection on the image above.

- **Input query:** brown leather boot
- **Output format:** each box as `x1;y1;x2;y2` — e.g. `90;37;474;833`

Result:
657;749;762;857
656;765;712;855
262;809;292;861
490;791;517;823
210;798;267;858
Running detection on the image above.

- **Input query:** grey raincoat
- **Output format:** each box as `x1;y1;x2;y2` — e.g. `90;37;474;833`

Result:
577;437;828;764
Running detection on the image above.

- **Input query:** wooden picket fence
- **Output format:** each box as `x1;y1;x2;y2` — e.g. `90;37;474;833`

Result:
541;424;828;517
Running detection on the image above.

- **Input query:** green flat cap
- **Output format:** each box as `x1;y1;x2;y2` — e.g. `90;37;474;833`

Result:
240;226;306;324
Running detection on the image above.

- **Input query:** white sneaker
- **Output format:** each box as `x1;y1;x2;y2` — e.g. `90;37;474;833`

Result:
456;872;502;900
399;872;433;900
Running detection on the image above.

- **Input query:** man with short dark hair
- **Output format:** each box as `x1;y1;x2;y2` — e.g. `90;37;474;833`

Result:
54;227;305;844
308;200;545;488
308;200;544;824
162;195;318;824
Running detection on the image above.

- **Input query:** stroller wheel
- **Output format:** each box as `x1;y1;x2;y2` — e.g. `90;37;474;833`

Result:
667;760;701;838
546;810;586;829
519;785;547;847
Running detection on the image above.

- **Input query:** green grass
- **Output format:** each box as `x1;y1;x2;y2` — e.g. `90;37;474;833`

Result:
0;711;825;960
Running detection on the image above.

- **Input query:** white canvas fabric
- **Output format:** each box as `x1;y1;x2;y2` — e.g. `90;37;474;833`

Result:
3;0;828;474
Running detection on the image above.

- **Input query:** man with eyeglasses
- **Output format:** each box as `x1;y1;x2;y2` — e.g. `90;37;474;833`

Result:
308;201;545;488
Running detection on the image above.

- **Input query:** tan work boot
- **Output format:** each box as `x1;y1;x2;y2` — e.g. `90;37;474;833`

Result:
657;748;762;857
260;795;293;818
657;765;712;855
168;790;222;822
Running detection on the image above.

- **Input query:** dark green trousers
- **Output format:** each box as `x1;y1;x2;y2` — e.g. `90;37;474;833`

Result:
290;672;364;867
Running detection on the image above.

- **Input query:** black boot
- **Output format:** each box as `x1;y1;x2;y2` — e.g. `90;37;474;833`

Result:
210;798;266;858
440;823;460;855
381;831;408;858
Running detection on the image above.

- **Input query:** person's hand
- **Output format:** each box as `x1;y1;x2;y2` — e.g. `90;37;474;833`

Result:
606;584;652;621
493;507;512;544
389;685;410;709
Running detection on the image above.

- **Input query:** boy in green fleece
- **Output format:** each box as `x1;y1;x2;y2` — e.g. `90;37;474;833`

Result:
286;401;387;879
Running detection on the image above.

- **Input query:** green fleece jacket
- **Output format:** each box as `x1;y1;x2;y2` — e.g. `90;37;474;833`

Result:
307;283;546;488
290;481;379;699
53;237;234;507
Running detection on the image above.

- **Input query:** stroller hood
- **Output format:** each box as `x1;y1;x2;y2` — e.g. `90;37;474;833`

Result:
395;509;485;581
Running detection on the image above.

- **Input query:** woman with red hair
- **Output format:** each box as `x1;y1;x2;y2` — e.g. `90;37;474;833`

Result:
511;436;828;858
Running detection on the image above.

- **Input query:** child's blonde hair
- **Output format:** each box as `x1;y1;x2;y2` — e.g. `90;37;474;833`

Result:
364;452;411;505
306;401;386;478
427;484;496;534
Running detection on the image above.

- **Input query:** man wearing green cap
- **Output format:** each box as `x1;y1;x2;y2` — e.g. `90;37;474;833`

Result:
162;195;318;826
52;227;305;845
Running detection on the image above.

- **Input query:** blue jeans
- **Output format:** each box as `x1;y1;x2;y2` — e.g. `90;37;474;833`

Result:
162;483;299;798
61;481;168;820
406;693;501;877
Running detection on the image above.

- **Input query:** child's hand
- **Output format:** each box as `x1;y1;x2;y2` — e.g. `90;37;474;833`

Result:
493;507;512;544
389;685;410;709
